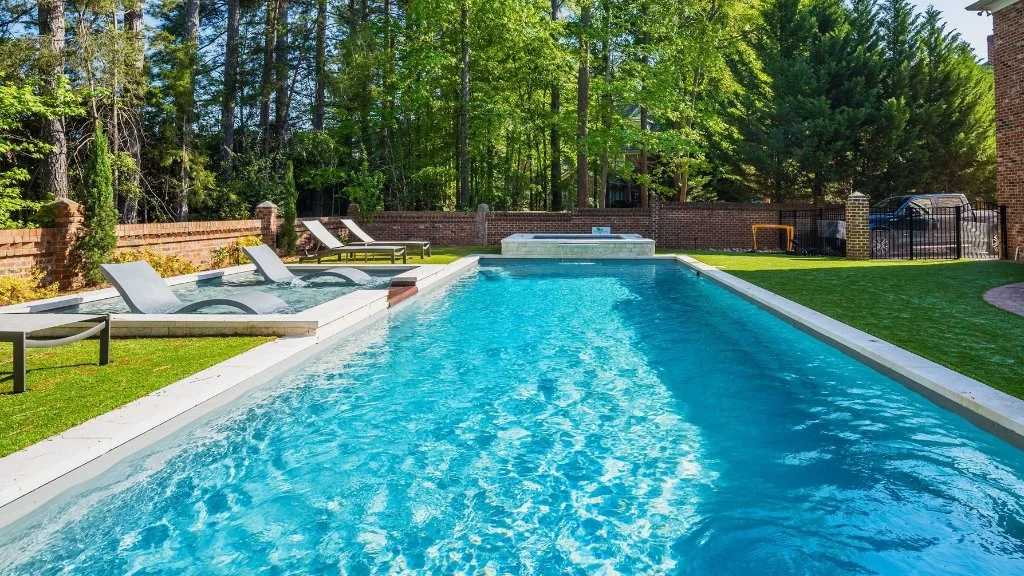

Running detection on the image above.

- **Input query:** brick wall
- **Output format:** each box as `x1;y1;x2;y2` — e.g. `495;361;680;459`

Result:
346;199;818;249
0;228;59;279
0;199;825;286
992;2;1024;258
116;219;264;270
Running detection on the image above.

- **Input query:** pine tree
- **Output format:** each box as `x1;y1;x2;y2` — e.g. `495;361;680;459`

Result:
79;121;118;284
278;161;298;254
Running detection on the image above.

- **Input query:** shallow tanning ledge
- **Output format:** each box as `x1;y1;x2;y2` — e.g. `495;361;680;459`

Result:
501;233;656;258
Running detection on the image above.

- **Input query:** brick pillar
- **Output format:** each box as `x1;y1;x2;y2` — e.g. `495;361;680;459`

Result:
991;4;1024;259
845;192;870;260
255;201;279;248
476;204;489;245
650;194;660;241
52;199;84;289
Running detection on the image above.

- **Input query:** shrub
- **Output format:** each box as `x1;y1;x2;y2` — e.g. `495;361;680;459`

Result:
278;162;298;255
112;248;198;277
211;235;263;269
77;121;119;285
0;268;58;306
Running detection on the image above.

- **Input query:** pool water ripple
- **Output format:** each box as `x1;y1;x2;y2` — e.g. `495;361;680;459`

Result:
1;261;1021;575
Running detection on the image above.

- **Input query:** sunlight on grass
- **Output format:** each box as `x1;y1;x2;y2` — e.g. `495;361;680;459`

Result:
0;336;272;456
673;252;1024;399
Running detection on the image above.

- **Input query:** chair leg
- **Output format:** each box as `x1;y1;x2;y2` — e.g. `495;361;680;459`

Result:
99;315;111;366
13;333;25;393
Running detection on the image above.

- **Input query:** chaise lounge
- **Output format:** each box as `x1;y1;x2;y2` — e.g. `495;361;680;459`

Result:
341;219;432;259
100;261;287;314
300;220;407;264
242;244;373;285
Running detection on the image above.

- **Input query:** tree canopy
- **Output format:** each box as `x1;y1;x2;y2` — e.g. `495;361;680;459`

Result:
0;0;996;226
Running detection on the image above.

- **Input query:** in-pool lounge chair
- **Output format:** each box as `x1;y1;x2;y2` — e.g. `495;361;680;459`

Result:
300;220;407;264
341;219;432;259
0;313;110;393
100;261;287;314
242;244;373;285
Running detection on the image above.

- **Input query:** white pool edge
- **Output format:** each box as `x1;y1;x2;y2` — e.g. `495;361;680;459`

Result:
674;254;1024;448
0;258;482;523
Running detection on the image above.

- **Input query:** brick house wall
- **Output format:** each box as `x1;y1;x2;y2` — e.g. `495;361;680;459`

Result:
991;0;1024;257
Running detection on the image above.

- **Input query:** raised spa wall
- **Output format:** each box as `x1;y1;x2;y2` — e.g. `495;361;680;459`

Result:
500;233;656;258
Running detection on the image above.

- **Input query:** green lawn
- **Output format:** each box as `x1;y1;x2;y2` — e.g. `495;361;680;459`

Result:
402;245;499;264
671;252;1024;399
0;336;272;457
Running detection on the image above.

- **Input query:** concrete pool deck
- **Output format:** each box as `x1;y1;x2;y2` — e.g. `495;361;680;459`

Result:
1;253;1021;527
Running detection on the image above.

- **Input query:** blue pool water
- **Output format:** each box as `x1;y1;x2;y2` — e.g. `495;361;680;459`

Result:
61;269;396;314
1;261;1022;574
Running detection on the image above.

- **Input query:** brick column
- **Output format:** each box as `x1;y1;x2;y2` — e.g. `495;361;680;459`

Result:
476;204;489;245
650;194;660;241
845;192;870;260
991;3;1024;259
51;199;84;288
254;201;278;248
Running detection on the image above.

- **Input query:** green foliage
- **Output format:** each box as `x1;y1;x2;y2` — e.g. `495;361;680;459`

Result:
78;121;119;285
346;149;384;221
211;235;264;269
278;162;298;254
111;248;199;277
0;79;80;228
0;268;59;306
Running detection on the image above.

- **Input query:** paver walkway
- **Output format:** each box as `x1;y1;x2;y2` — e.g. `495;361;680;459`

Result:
983;282;1024;317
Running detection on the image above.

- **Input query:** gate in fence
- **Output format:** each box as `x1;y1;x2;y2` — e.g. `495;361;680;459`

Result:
778;207;847;256
868;201;1007;260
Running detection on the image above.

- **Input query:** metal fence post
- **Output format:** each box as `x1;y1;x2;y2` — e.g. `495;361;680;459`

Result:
1000;205;1009;260
955;205;962;259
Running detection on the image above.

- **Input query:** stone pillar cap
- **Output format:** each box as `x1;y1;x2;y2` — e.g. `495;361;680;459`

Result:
256;201;278;209
847;192;868;200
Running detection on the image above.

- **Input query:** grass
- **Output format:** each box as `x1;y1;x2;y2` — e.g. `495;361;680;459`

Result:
668;251;1024;399
0;336;272;457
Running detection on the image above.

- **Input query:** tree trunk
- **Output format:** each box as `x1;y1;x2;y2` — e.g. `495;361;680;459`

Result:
273;0;290;152
576;3;590;208
599;1;610;209
259;0;277;154
638;25;649;209
38;0;70;200
221;0;240;178
122;1;144;223
312;0;327;131
179;0;200;221
549;0;562;211
457;1;470;208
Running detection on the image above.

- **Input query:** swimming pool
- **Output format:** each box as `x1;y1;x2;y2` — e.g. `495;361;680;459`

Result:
60;269;396;315
1;261;1021;574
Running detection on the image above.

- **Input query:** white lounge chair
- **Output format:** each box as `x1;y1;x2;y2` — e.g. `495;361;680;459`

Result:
300;220;407;264
242;244;373;285
341;219;431;259
100;261;287;314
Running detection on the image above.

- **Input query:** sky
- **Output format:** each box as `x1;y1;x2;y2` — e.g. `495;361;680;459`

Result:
912;0;993;60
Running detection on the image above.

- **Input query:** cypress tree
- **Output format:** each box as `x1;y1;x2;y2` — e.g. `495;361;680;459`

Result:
79;120;118;284
278;161;298;254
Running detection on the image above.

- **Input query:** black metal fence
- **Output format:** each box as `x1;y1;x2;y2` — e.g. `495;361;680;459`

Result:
778;207;847;256
868;202;1006;260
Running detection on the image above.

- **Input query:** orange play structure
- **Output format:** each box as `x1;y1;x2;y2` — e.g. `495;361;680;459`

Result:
752;224;795;252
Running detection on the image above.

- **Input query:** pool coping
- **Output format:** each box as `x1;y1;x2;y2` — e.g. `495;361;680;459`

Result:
0;257;481;523
673;254;1024;448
